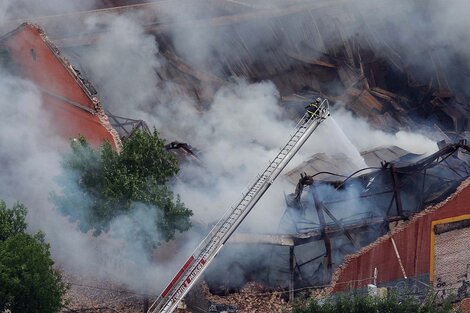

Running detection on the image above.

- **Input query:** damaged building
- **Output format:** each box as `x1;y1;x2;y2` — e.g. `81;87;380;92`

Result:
202;140;470;302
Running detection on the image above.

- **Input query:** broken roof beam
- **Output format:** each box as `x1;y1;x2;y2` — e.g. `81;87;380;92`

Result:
390;165;405;218
295;215;403;244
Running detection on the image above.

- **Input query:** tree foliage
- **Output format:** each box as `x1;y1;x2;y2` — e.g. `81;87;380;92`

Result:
0;200;66;313
292;291;458;313
52;129;192;245
0;201;27;241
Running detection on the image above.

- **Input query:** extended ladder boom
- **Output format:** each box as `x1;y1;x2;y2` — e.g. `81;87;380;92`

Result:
149;99;330;313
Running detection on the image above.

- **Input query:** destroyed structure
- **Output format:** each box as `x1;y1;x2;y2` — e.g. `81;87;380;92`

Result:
1;1;470;312
204;141;470;301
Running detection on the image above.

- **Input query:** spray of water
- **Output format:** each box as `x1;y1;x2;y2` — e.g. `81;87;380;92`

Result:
326;117;367;168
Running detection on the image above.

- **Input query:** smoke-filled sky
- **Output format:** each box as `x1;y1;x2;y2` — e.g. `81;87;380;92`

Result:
1;0;464;294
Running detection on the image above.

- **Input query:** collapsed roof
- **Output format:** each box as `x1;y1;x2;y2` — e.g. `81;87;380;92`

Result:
1;1;469;136
205;140;470;292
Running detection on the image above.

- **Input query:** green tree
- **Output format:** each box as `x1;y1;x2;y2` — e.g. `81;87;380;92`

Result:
52;129;192;246
0;200;66;313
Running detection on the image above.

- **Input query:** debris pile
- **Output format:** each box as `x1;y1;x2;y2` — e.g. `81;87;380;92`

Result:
61;272;146;313
202;282;289;313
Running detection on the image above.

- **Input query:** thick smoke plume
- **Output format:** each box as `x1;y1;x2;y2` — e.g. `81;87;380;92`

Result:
1;0;462;294
75;14;370;233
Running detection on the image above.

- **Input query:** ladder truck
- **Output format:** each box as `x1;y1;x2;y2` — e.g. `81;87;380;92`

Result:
148;99;330;313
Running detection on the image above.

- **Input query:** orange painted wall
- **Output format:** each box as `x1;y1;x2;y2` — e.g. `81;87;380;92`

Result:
42;94;117;147
2;23;117;148
333;181;470;291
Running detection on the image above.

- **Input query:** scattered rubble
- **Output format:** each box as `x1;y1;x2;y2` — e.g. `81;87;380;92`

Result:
61;272;147;313
200;282;290;313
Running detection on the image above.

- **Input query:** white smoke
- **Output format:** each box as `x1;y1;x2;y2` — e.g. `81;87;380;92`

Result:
73;10;439;237
0;72;65;209
2;0;461;295
332;106;438;154
0;68;188;292
78;13;162;117
71;14;359;233
0;71;97;274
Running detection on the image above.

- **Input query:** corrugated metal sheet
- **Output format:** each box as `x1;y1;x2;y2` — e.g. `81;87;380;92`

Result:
360;146;411;167
285;152;360;184
332;180;470;291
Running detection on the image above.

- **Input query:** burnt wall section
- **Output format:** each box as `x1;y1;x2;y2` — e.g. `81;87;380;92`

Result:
0;23;121;149
330;179;470;292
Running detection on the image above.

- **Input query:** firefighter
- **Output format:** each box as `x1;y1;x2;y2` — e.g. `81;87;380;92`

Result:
305;97;322;119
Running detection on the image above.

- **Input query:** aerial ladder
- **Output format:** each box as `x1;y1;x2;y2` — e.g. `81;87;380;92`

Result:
148;99;330;313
